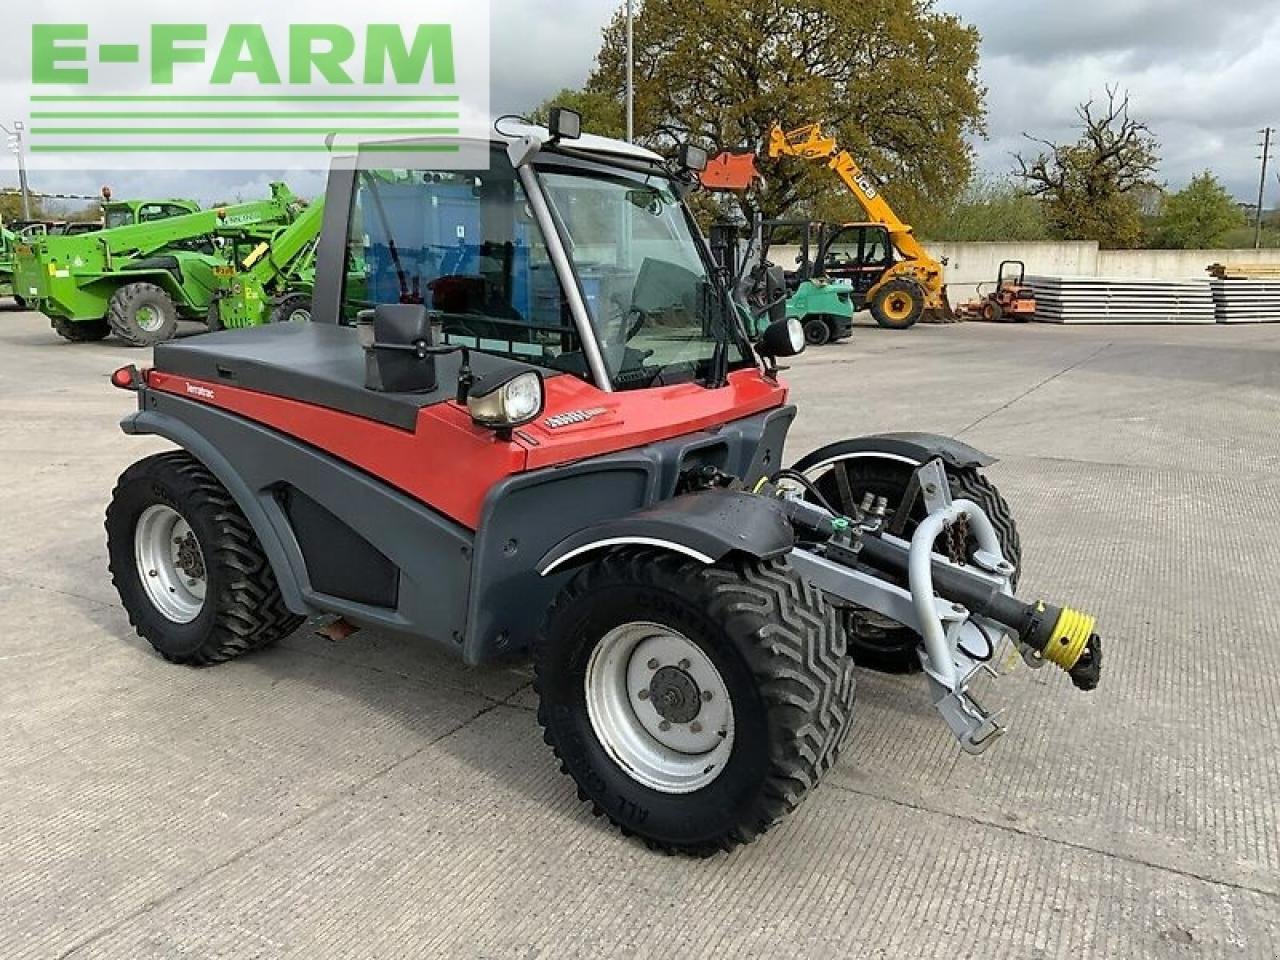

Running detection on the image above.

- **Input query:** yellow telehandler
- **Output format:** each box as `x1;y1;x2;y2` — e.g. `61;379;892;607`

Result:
768;123;956;329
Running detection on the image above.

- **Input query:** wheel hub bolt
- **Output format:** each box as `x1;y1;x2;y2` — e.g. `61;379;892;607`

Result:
647;658;660;670
702;690;713;702
690;721;702;733
637;689;650;700
678;658;691;670
659;720;671;732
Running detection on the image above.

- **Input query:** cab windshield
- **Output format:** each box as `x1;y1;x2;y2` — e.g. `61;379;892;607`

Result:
539;166;750;389
338;146;750;393
104;208;133;230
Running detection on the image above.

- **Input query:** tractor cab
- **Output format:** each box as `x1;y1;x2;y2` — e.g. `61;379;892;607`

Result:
103;199;201;230
810;222;897;302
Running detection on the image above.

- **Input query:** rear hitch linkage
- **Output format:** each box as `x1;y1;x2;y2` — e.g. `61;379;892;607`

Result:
766;458;1104;753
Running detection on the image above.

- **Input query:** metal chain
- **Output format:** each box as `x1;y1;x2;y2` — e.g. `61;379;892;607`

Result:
944;512;970;564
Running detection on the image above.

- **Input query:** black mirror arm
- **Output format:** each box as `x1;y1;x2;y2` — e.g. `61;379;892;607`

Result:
387;340;475;403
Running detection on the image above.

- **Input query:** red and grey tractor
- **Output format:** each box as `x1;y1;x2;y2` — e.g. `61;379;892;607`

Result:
106;110;1102;855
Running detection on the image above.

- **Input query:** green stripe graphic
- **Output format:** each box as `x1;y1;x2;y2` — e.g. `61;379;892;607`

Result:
31;95;460;103
31;112;459;119
31;144;463;153
32;128;461;136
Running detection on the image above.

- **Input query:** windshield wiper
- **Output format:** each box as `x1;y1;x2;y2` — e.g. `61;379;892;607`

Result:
700;280;731;389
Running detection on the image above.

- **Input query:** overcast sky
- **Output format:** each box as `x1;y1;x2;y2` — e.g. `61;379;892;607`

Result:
4;0;1278;208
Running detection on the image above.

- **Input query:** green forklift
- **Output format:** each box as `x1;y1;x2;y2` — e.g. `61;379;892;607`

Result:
762;220;856;346
711;218;856;346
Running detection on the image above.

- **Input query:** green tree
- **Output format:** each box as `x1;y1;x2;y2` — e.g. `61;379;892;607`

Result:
531;88;627;141
1015;87;1160;249
0;192;42;223
567;0;984;225
1152;172;1246;249
920;175;1049;242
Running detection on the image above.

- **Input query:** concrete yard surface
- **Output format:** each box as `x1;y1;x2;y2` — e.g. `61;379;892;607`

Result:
1;307;1278;958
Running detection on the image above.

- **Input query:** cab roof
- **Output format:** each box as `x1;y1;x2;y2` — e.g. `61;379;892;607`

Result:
495;120;664;165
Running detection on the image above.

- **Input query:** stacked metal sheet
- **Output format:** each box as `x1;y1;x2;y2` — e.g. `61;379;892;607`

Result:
1210;280;1280;323
1025;276;1216;325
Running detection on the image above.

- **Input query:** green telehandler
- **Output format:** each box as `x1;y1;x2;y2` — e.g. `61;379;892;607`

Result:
1;220;17;306
207;198;325;330
13;184;301;345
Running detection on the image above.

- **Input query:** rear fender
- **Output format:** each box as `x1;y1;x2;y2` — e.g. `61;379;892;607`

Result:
538;489;795;576
791;432;995;475
122;407;309;615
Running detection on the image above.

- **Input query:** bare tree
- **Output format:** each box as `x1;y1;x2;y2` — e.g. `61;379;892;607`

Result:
1014;86;1160;248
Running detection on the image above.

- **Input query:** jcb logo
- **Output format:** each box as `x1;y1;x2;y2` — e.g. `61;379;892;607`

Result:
855;174;879;200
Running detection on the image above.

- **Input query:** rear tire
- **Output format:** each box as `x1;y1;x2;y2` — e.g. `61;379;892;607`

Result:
269;293;312;325
799;457;1021;673
981;300;1004;323
106;451;304;666
50;316;110;342
108;282;179;346
536;547;856;855
869;279;925;330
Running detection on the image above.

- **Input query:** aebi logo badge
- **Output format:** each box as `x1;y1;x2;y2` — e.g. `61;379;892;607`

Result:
8;1;490;170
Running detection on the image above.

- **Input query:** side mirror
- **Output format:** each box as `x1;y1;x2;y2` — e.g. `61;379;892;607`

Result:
548;107;582;141
756;316;806;361
362;303;438;393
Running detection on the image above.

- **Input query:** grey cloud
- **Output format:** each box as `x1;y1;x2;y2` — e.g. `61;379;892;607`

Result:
949;0;1280;198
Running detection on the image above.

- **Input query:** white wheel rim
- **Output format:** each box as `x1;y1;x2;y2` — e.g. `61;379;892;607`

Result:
134;505;207;623
288;308;310;324
584;622;735;794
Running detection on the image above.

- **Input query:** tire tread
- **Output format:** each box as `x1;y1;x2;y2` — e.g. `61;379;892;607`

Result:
535;547;856;856
106;451;303;666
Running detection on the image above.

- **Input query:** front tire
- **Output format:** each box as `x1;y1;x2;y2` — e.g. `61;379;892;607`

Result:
269;293;312;325
51;316;110;342
536;547;856;856
106;451;304;665
14;295;29;310
108;282;179;346
869;279;925;330
797;456;1021;673
802;316;832;346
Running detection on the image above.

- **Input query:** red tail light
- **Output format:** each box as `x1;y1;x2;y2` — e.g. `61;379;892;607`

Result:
111;365;143;390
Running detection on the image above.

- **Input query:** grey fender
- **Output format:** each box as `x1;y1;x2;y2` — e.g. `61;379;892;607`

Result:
121;408;311;615
790;432;994;475
537;489;795;576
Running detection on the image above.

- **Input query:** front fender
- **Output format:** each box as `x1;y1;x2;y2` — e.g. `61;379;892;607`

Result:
791;432;995;475
538;489;795;576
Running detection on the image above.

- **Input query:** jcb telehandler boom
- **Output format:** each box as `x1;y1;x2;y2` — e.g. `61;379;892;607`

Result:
768;124;955;329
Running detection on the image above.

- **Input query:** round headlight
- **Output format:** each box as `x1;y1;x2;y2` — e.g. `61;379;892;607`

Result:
787;317;805;354
502;372;543;423
467;370;545;430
